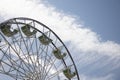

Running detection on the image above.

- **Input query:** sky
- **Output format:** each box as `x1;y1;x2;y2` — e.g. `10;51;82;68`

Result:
44;0;120;43
0;0;120;80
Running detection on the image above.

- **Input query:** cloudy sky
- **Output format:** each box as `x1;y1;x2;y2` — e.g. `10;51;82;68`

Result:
0;0;120;80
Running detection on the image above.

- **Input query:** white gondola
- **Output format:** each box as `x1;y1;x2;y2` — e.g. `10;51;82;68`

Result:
63;68;76;79
52;48;66;59
21;24;37;37
39;35;52;45
0;24;18;37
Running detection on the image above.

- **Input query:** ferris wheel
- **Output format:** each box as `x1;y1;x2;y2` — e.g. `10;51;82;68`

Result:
0;17;80;80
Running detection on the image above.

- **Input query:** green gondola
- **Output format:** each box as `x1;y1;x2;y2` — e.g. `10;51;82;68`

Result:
21;24;37;37
39;35;52;45
0;24;18;37
52;48;66;59
63;68;76;79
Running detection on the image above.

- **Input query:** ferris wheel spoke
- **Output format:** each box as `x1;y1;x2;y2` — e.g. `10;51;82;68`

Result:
15;21;37;72
9;34;35;73
0;60;27;77
35;35;41;68
46;68;64;80
0;47;31;76
46;60;67;80
42;45;52;80
27;37;38;66
25;37;37;69
9;41;33;74
42;58;58;80
40;46;48;79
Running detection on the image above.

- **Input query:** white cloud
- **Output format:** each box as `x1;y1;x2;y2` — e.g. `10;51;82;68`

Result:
0;0;120;80
1;0;120;57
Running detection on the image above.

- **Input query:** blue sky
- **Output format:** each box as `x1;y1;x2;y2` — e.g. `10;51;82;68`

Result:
0;0;120;80
45;0;120;43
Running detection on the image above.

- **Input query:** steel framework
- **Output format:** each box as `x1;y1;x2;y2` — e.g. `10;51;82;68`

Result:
0;17;80;80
